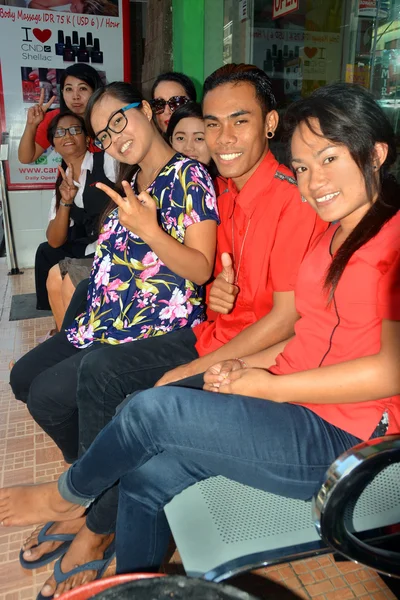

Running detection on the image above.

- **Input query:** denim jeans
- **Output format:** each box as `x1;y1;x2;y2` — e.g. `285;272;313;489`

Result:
59;386;361;574
10;328;199;533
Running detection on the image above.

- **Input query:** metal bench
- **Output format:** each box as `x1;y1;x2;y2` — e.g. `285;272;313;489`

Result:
164;436;400;581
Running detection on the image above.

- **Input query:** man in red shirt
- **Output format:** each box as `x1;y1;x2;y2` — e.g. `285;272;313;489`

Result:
157;63;326;385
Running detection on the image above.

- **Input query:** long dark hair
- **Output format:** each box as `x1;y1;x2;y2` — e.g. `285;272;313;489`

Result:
85;82;145;221
48;111;86;210
59;63;103;112
151;71;197;101
166;102;218;178
284;82;399;299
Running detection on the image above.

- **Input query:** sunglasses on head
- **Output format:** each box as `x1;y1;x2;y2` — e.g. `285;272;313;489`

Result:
150;95;190;115
54;125;83;138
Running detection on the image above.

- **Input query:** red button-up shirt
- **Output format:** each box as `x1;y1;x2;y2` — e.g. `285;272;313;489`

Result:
194;151;327;356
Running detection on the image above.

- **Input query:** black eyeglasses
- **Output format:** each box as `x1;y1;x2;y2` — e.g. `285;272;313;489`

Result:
54;125;83;138
94;102;141;150
150;95;190;115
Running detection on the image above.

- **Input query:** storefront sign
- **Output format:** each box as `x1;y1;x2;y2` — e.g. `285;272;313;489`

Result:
358;0;389;18
0;0;130;191
272;0;299;20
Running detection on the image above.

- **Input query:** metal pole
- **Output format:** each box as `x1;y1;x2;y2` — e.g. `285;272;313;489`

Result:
369;0;382;93
0;142;21;275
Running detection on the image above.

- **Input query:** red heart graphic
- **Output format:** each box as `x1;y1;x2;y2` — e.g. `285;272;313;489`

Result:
32;28;52;43
304;47;318;59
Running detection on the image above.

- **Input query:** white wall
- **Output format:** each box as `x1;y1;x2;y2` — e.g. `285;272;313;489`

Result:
7;189;52;270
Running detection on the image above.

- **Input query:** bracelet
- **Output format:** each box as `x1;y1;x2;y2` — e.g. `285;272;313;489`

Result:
234;357;247;369
60;200;74;207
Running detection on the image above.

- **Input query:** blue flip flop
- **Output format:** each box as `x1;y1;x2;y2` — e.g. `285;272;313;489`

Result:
19;521;76;570
36;540;116;600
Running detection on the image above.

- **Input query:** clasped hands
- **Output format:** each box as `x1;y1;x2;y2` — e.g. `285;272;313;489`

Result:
203;359;275;398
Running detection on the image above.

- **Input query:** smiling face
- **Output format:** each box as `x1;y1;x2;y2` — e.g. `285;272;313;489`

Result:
291;119;378;228
203;81;278;190
152;80;188;133
90;94;154;164
62;76;94;115
52;115;87;160
170;116;211;165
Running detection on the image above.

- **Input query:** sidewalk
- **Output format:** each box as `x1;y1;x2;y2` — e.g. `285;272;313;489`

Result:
0;258;397;600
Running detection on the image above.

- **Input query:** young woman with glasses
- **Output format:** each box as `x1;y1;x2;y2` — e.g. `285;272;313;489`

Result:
34;111;116;319
8;82;218;598
150;71;197;133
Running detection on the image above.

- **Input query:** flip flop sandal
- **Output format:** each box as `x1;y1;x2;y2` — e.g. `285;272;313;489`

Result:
19;521;76;570
36;540;116;600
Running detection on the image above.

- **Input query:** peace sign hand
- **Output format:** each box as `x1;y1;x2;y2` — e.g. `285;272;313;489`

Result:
96;180;159;240
26;88;56;128
59;163;78;205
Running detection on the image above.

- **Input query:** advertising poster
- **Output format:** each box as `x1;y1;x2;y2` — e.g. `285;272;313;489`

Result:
0;0;130;190
253;27;342;104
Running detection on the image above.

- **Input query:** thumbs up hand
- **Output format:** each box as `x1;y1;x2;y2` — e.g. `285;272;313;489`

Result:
208;252;239;314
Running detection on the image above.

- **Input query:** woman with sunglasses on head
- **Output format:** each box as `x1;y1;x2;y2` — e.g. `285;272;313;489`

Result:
3;82;400;580
150;71;197;133
9;82;218;598
34;111;116;317
18;63;103;164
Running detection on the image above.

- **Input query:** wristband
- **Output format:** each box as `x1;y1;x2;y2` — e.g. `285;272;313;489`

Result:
234;358;247;369
60;200;74;207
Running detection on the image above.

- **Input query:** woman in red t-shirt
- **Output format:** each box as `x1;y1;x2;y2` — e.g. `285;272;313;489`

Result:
18;63;103;164
1;82;400;576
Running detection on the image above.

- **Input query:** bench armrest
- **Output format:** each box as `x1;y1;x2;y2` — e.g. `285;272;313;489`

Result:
312;435;400;578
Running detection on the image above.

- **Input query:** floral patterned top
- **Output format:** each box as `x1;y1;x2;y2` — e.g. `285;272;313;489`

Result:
66;154;219;348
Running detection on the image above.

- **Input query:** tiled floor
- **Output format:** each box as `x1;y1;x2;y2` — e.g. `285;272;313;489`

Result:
0;257;397;600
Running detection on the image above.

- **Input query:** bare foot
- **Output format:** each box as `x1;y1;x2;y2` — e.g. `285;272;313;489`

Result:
21;517;86;563
39;524;115;598
0;482;86;527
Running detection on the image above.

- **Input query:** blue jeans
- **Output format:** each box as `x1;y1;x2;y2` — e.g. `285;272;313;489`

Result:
59;386;361;574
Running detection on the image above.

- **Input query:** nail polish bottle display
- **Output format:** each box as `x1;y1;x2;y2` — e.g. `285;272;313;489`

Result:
21;67;37;103
263;49;273;74
55;69;63;104
63;36;75;62
275;49;284;74
72;31;79;56
78;37;89;63
55;30;65;56
91;38;103;64
86;32;94;53
47;68;59;103
39;68;52;103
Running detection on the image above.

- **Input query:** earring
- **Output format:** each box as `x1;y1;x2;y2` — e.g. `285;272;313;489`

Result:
267;131;274;139
373;164;378;170
301;195;307;203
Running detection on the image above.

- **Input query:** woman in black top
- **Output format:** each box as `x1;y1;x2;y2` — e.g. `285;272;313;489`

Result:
35;111;116;312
